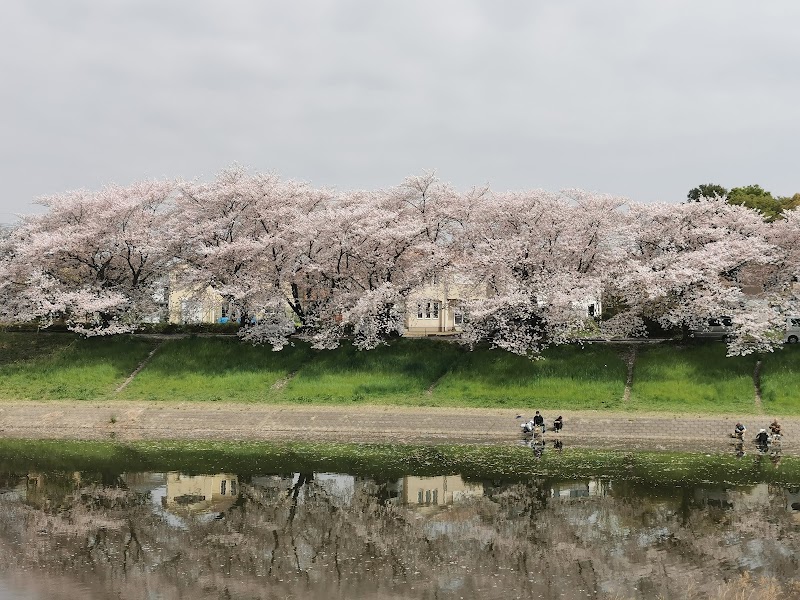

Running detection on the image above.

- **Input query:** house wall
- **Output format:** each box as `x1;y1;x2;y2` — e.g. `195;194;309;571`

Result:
402;475;483;506
405;278;601;336
163;473;238;512
404;278;488;336
165;271;603;334
166;276;310;326
168;283;226;324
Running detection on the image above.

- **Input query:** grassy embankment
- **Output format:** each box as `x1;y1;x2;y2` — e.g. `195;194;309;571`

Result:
0;331;798;413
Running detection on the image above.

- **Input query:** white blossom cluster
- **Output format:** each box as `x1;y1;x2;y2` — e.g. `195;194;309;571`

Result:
1;168;797;356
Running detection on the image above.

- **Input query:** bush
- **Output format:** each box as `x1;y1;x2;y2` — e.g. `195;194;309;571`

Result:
135;322;241;335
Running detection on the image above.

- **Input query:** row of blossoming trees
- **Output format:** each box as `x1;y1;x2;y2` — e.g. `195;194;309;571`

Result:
1;167;798;356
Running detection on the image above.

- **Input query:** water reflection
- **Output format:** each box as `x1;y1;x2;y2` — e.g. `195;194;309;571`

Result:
731;434;784;464
1;461;799;599
519;436;564;458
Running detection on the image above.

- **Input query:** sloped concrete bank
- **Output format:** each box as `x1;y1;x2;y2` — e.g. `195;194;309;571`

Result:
0;401;796;455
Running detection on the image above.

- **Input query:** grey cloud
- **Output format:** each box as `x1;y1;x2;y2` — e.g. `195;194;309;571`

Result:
2;0;800;223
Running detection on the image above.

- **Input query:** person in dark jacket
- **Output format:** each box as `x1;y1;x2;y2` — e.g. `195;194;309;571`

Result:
553;415;563;432
532;411;545;433
755;428;769;450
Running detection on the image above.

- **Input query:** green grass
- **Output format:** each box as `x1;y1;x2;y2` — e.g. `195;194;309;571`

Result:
282;340;626;408
0;331;76;364
760;344;800;414
119;336;314;402
628;342;758;413
282;338;463;404
0;332;158;400
1;333;797;413
430;343;627;409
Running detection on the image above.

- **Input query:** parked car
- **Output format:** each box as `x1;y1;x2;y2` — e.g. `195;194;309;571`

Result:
691;316;733;340
786;316;800;344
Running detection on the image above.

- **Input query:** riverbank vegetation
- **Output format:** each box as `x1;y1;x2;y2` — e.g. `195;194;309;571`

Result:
0;438;797;486
0;334;158;400
1;332;798;412
627;344;759;413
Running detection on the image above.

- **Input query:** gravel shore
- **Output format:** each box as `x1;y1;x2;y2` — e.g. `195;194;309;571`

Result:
0;400;796;454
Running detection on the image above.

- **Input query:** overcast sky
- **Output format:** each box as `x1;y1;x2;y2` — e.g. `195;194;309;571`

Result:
2;1;799;223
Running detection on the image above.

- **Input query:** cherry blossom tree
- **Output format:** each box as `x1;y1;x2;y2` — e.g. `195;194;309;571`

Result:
2;181;175;333
171;166;332;348
459;189;628;356
765;206;800;342
769;207;800;293
4;167;797;357
610;199;787;355
286;173;467;350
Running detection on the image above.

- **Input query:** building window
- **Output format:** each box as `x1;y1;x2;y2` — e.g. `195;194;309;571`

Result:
220;480;227;496
418;489;424;504
588;304;595;317
417;301;440;319
231;480;237;495
432;489;438;505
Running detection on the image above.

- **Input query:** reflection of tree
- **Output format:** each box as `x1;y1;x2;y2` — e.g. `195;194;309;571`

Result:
0;471;798;599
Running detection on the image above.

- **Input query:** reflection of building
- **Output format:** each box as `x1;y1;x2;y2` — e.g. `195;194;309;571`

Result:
122;472;167;495
550;480;607;499
250;474;294;494
693;486;732;509
693;484;770;511
162;473;239;514
402;475;483;509
15;472;82;509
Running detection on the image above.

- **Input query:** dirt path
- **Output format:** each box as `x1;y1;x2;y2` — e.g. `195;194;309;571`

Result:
622;345;636;404
114;340;164;393
0;400;796;454
753;360;763;409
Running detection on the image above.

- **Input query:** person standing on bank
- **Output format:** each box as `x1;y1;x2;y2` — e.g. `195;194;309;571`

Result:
553;415;563;432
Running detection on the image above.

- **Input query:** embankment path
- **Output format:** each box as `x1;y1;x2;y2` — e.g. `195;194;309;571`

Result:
0;401;797;455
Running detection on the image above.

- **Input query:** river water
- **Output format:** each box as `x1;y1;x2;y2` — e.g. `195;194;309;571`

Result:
0;446;798;600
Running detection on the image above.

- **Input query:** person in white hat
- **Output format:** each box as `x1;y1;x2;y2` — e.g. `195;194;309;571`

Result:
755;428;769;448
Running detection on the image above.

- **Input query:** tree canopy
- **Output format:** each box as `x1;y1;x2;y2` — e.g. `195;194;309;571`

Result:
688;182;799;222
1;169;799;357
687;183;728;202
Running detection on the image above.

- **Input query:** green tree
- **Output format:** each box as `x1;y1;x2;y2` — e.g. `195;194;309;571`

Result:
726;184;783;221
778;192;800;213
687;183;728;202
